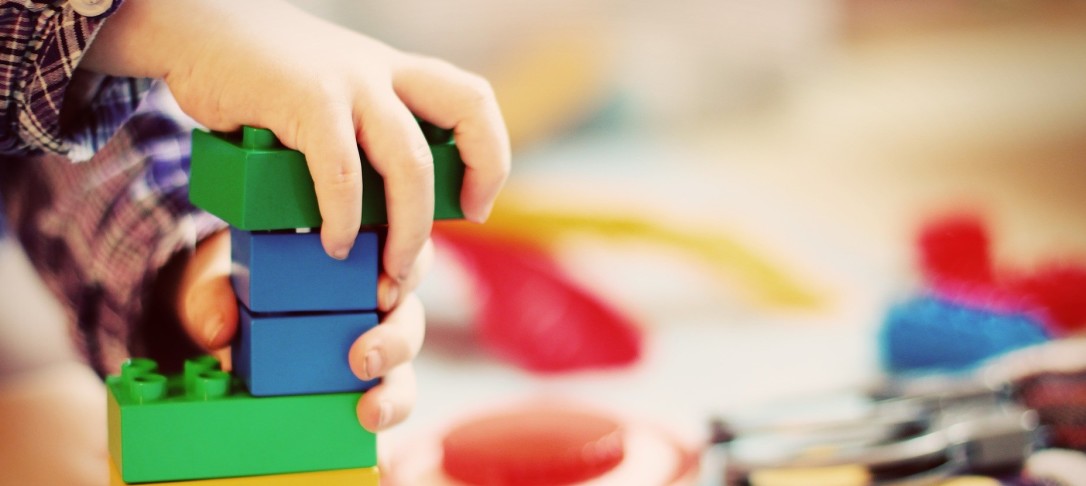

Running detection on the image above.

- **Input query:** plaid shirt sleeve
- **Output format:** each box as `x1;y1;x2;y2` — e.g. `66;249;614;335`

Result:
0;90;227;376
0;2;224;375
1;0;153;161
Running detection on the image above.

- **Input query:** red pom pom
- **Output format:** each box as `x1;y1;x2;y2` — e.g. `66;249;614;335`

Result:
1008;264;1086;334
915;212;1086;334
917;214;994;287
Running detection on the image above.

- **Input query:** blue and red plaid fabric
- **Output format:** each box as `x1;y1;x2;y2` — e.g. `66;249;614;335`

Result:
1;1;141;160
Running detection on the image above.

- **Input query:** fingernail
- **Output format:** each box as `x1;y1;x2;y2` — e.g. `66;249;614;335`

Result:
377;401;393;429
331;248;350;260
379;279;400;311
203;314;224;348
364;349;384;380
468;203;495;224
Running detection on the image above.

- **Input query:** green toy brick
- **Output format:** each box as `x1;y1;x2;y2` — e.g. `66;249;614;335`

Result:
189;124;465;230
107;356;375;483
109;458;381;486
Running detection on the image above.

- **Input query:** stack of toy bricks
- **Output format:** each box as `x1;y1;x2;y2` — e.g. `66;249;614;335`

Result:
106;121;464;485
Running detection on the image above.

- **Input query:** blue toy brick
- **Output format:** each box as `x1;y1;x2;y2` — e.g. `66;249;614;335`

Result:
234;305;380;396
231;228;379;313
878;295;1050;373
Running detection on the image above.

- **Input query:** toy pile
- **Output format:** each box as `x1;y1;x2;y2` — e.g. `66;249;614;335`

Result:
879;213;1086;374
708;213;1086;484
106;122;464;484
870;213;1086;483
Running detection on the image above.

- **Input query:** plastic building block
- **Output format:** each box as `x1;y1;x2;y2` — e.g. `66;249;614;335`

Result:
109;458;379;486
107;357;375;483
234;305;379;396
231;228;379;313
190;124;465;231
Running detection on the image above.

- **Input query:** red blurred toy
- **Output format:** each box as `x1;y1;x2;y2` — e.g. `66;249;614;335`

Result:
433;226;642;373
918;213;1086;334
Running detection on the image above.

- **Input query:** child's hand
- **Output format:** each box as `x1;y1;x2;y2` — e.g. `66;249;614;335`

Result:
172;229;434;432
82;0;506;433
84;0;510;287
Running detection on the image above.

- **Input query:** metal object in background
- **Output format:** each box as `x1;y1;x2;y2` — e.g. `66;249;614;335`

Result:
708;375;1040;485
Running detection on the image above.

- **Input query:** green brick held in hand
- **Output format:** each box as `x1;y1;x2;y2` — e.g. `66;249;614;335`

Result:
107;356;376;483
189;123;465;230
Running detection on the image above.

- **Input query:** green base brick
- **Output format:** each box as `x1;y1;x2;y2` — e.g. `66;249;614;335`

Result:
190;124;465;231
107;357;375;483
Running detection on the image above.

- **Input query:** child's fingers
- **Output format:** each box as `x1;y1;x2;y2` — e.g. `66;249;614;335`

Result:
177;230;238;351
350;292;425;432
355;363;417;432
348;293;425;382
378;238;434;312
290;103;364;260
355;88;435;281
393;57;511;223
180;271;238;351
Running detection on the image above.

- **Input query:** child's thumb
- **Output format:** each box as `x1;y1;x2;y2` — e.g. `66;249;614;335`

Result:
181;276;239;351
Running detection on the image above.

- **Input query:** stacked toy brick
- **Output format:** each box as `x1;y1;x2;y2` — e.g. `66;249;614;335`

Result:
106;122;464;484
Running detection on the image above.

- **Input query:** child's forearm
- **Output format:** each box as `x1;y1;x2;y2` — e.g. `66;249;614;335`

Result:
82;0;311;80
79;0;174;79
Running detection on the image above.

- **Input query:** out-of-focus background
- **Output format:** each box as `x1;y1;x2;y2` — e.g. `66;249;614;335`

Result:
291;1;1086;483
